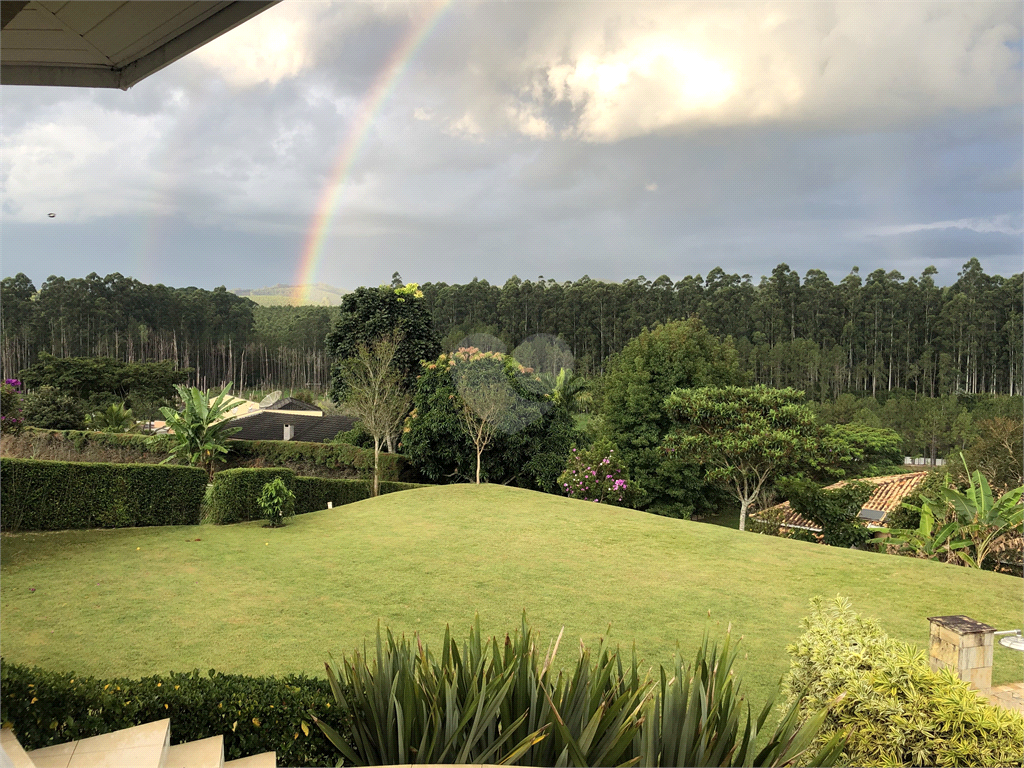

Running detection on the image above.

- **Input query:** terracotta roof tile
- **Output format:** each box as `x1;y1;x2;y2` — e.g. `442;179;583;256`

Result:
754;472;930;532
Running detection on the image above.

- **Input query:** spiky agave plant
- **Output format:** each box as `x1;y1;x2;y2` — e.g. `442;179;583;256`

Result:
311;616;843;767
635;629;846;767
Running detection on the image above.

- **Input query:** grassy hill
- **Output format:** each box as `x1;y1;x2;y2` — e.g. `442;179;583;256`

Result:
1;485;1019;706
231;283;347;306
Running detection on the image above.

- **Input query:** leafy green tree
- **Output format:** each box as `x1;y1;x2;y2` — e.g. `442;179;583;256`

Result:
19;354;189;405
257;477;296;528
962;417;1024;494
85;402;136;433
158;384;242;480
21;386;86;430
403;349;576;490
663;386;825;530
778;477;874;548
600;319;742;518
327;283;440;402
333;334;411;496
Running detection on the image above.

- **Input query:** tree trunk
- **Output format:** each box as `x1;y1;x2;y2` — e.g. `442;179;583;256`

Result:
476;447;482;484
373;438;380;497
739;497;750;531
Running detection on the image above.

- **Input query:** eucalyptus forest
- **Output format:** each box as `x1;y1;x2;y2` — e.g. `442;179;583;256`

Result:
1;257;1020;399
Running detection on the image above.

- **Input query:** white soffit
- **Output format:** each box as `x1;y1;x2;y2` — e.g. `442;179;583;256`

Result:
1;1;278;89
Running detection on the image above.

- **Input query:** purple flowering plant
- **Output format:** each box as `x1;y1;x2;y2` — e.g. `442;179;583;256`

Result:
0;378;24;435
557;438;636;507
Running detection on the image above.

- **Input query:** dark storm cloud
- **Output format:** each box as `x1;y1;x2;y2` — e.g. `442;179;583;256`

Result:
2;1;1021;291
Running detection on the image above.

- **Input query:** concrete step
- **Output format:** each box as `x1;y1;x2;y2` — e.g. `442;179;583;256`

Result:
0;727;37;768
223;752;276;768
164;735;224;768
27;718;169;768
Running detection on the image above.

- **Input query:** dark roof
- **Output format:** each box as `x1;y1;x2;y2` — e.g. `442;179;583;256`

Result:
265;397;321;412
229;412;357;443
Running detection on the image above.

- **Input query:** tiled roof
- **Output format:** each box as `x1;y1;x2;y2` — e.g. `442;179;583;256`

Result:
264;397;322;412
754;472;930;532
228;412;357;443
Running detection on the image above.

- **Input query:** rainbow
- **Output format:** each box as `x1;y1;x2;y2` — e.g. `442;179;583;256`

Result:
291;0;452;304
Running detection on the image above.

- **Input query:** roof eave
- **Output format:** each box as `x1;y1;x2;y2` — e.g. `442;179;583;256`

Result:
1;1;279;90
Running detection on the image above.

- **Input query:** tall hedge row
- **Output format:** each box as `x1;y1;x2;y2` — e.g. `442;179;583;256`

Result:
3;427;419;481
0;458;205;532
0;661;349;768
206;468;425;524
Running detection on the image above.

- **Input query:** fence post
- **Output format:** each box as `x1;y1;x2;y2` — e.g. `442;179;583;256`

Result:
928;615;995;691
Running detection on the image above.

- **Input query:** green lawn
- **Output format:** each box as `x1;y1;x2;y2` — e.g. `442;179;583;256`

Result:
1;485;1020;708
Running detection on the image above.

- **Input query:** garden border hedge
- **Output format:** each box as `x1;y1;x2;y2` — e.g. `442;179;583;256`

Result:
0;458;206;532
0;661;349;768
207;468;426;524
4;427;421;482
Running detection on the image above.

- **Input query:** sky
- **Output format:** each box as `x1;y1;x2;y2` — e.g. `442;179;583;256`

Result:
1;0;1022;294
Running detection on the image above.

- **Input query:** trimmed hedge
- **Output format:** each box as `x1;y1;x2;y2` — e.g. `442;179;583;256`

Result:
0;458;205;532
207;468;425;524
3;427;420;481
292;476;423;515
206;468;297;525
0;661;349;768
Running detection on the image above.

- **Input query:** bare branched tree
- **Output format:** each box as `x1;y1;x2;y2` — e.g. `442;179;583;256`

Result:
460;380;516;484
337;333;411;497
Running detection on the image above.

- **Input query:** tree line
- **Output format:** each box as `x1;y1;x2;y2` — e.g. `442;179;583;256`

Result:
3;257;1021;399
0;272;338;392
418;258;1022;397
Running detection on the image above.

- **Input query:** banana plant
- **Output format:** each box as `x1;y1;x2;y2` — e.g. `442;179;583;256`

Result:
937;455;1024;568
876;498;974;561
158;383;242;481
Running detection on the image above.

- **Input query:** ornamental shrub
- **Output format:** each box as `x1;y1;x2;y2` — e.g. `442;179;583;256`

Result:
257;477;296;527
557;438;637;507
21;385;86;431
0;458;205;532
783;596;1024;767
0;661;348;768
1;378;25;435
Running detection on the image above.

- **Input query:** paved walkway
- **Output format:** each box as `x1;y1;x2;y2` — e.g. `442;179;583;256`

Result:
986;681;1024;713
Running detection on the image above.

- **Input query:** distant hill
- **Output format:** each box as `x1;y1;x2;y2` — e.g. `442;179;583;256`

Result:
230;283;348;306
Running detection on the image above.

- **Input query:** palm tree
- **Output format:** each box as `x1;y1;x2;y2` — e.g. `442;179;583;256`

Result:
538;368;592;413
86;402;136;433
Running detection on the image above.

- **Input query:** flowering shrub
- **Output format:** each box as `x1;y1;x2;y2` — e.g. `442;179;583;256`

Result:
557;439;637;507
1;378;25;435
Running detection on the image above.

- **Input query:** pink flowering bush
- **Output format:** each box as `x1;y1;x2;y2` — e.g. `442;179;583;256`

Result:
557;438;637;507
1;378;25;435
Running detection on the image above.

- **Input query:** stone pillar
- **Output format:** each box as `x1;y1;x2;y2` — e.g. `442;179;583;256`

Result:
928;615;995;691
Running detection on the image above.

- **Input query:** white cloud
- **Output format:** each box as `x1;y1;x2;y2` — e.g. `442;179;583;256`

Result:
867;215;1023;237
191;2;319;87
1;102;168;221
445;112;484;141
413;107;434;121
511;2;1021;141
645;183;658;192
506;104;552;138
